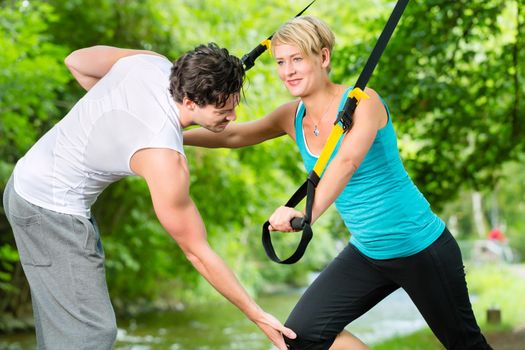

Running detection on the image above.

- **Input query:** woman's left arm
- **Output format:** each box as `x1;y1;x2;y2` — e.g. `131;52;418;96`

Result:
268;88;388;231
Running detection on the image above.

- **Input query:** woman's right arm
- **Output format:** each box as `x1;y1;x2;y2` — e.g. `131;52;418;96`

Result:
184;100;298;148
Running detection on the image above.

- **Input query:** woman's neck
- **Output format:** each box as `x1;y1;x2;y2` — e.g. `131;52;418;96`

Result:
302;82;344;118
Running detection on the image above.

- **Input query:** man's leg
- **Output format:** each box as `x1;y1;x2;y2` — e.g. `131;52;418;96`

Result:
284;244;398;350
4;177;117;350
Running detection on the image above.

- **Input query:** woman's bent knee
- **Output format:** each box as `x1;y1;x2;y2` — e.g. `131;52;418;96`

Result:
284;335;336;350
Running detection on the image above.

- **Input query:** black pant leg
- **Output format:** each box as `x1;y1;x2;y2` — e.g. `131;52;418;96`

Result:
285;244;398;350
391;229;492;350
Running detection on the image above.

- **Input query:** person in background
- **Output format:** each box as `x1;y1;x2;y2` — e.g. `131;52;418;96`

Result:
488;227;506;242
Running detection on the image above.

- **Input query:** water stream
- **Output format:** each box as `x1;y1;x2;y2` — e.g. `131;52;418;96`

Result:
0;288;427;349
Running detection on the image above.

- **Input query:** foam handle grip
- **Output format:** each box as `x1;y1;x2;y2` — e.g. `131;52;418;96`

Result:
290;217;305;230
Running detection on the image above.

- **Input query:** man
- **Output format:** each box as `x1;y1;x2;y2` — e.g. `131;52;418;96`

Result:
2;44;295;349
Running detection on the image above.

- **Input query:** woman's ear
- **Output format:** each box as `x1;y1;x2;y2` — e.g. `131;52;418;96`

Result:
320;47;331;69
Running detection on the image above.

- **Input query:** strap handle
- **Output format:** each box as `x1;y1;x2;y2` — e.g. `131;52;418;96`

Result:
241;0;317;71
262;172;318;264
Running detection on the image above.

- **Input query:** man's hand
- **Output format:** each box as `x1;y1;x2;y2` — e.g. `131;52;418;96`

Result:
252;310;297;349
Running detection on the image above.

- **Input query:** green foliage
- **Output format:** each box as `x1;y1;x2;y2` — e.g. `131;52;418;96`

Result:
487;161;525;259
332;0;525;210
0;1;70;161
1;0;524;320
440;159;525;259
466;264;525;327
0;0;70;308
0;245;18;292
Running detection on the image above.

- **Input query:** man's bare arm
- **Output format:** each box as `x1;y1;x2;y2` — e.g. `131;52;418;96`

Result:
130;148;296;349
64;45;166;91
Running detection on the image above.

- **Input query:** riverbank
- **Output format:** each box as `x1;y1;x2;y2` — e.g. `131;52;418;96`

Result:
374;325;525;349
2;324;523;349
1;263;523;349
373;263;525;349
487;326;525;350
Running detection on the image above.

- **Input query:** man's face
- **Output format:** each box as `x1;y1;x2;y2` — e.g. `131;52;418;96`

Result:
191;94;240;133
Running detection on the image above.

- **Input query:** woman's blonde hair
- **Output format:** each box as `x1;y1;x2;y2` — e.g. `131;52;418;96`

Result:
272;15;335;60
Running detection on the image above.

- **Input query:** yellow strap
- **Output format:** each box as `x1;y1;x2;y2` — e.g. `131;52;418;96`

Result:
313;123;344;176
261;39;272;55
311;87;368;176
348;87;370;102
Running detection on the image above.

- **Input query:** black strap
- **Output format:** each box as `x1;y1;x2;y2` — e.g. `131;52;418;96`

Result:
262;172;319;263
262;0;410;264
337;0;410;131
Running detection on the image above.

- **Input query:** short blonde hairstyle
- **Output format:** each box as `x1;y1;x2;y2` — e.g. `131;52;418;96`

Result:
272;15;335;58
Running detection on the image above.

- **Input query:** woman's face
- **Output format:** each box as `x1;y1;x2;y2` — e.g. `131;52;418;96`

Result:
273;43;329;97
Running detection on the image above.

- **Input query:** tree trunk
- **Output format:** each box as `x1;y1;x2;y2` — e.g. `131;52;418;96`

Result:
472;191;486;238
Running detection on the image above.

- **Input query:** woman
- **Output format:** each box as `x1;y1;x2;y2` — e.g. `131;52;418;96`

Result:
184;16;492;350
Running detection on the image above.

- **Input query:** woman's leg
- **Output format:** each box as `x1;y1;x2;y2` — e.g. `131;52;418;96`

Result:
284;244;398;350
330;330;369;350
391;228;493;350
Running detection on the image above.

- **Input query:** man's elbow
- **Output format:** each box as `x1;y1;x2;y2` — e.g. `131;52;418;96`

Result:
64;46;101;69
178;241;207;270
64;48;85;71
184;250;203;267
64;51;75;70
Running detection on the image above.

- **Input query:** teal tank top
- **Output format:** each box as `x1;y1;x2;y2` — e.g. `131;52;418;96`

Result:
294;88;445;259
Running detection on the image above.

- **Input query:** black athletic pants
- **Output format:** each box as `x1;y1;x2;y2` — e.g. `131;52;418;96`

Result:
284;228;493;350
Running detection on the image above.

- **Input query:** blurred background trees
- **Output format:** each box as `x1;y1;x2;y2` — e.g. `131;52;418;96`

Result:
1;0;524;321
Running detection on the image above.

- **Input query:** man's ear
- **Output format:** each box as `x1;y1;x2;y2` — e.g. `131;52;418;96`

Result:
182;97;196;111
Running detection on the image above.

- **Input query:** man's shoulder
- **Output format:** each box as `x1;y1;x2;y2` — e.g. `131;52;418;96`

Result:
130;147;187;179
116;54;172;75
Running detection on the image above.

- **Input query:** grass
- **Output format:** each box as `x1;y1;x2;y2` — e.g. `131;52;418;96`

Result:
466;263;525;328
373;329;443;350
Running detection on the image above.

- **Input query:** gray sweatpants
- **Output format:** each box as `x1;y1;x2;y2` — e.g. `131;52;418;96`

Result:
3;176;117;350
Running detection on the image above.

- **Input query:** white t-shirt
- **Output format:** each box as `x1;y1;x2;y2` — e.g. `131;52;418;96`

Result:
13;54;184;218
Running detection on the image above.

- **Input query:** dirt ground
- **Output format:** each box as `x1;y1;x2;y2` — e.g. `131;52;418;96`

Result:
486;327;525;350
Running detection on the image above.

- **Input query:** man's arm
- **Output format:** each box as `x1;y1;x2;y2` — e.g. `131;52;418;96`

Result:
130;148;295;349
64;45;166;91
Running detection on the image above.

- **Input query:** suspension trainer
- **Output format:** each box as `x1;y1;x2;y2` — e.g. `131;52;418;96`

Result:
241;0;316;71
260;0;410;264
